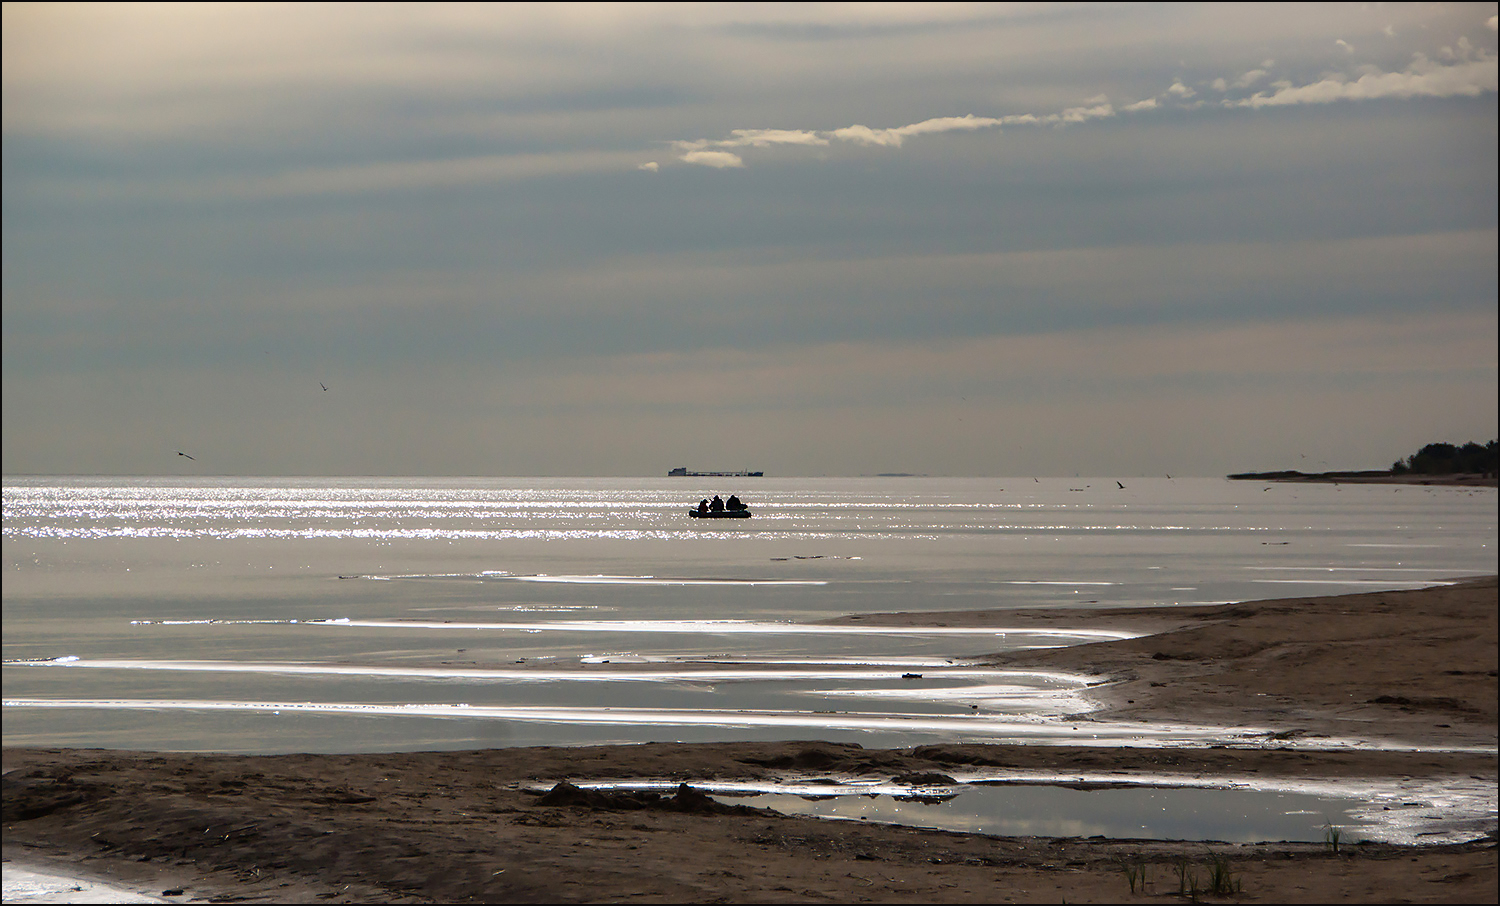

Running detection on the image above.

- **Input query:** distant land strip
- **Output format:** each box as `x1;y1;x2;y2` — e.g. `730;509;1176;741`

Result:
1227;470;1498;487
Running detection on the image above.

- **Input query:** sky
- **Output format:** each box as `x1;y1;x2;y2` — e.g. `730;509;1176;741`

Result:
3;2;1497;478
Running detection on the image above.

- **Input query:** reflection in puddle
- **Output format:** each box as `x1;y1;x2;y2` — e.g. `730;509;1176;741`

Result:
743;784;1366;843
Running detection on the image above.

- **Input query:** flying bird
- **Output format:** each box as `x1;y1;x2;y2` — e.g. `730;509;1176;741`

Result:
176;451;195;461
320;382;328;391
1117;481;1125;489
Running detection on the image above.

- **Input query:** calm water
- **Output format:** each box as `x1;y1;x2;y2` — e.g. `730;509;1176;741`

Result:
5;476;1496;844
5;476;1494;755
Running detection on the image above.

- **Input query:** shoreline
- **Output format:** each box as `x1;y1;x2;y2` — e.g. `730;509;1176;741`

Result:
5;577;1496;903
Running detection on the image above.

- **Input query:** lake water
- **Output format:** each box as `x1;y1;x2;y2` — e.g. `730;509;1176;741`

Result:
4;476;1496;843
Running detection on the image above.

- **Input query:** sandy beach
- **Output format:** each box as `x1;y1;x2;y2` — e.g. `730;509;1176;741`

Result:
4;576;1495;903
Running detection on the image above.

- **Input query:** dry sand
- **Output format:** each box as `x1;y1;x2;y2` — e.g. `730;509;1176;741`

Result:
4;577;1496;903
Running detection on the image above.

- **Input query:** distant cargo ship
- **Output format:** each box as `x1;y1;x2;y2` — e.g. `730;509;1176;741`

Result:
669;467;764;477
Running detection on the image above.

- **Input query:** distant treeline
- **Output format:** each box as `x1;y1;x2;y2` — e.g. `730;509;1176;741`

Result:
1390;440;1498;476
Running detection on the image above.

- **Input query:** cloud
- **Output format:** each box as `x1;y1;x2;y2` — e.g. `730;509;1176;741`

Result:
1336;38;1354;53
828;124;905;147
678;149;744;168
638;161;659;172
1045;98;1115;124
670;128;829;167
723;128;829;148
832;114;1008;147
826;106;1105;149
664;36;1500;175
1440;36;1477;62
1233;68;1269;88
673;112;1025;163
1488;16;1497;31
676;129;830;153
1232;53;1498;107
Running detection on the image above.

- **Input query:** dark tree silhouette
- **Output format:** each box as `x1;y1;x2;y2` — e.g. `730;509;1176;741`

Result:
1392;439;1498;476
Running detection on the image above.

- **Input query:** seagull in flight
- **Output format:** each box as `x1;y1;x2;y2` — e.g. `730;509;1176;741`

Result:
1117;481;1125;489
177;451;195;461
320;382;328;391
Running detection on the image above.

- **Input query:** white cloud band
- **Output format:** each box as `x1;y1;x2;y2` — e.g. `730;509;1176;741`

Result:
673;51;1495;169
1233;54;1497;107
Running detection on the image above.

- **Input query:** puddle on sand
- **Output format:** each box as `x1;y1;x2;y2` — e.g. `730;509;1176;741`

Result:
547;774;1498;846
736;784;1368;843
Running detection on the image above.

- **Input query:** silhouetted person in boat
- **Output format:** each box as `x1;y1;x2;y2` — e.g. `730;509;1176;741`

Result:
726;494;744;511
698;499;709;515
710;495;724;512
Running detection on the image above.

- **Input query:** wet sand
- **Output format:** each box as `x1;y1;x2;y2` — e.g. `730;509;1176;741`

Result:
4;577;1496;903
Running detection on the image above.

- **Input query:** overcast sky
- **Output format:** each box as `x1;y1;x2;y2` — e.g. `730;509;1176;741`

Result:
3;3;1496;478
